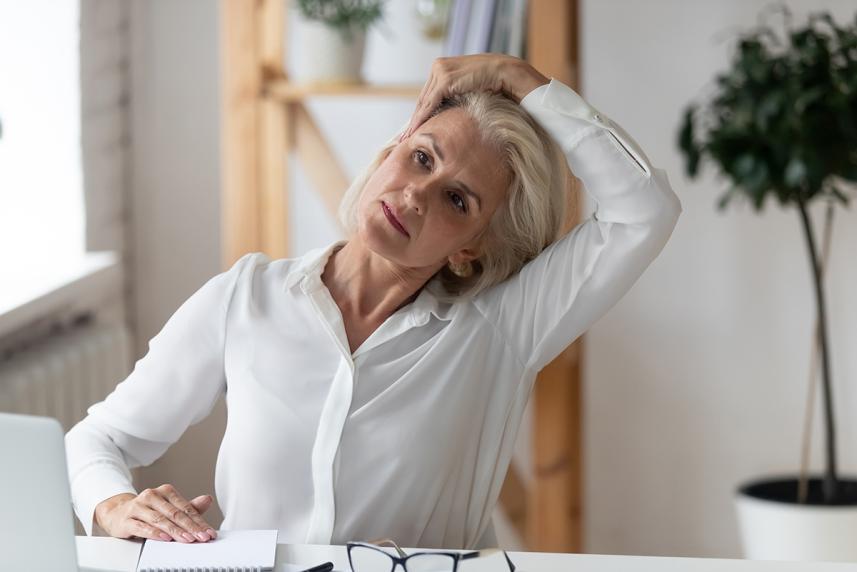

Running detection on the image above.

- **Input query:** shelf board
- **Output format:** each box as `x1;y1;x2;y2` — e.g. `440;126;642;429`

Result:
264;79;423;101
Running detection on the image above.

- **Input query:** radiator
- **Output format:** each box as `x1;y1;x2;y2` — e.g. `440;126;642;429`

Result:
0;319;131;431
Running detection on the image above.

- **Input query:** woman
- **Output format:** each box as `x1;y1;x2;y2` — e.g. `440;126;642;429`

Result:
66;54;681;549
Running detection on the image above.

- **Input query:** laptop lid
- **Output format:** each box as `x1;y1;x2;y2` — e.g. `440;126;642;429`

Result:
0;412;79;572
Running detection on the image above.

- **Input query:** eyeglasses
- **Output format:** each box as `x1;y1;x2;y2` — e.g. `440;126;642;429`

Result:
346;538;516;572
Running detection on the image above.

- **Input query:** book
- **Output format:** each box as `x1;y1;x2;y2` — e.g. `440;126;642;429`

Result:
488;0;512;54
506;0;527;58
136;529;278;572
462;0;498;55
443;0;473;56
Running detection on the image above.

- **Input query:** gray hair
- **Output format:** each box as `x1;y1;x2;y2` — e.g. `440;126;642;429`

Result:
338;90;569;303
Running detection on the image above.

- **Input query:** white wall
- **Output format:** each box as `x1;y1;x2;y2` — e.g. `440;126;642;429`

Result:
123;0;857;558
128;0;226;524
581;0;857;558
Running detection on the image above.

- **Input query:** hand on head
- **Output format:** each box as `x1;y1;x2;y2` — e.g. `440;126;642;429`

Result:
399;53;549;142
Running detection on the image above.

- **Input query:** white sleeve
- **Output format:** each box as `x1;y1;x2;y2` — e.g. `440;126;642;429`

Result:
473;79;682;373
64;252;261;535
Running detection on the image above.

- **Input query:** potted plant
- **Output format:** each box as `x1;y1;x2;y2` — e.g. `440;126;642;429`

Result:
677;6;857;561
294;0;386;84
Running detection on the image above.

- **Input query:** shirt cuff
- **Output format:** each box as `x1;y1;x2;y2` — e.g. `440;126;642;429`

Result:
70;460;137;536
520;77;653;174
519;78;681;226
519;80;550;109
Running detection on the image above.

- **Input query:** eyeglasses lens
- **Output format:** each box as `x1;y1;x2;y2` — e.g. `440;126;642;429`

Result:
349;546;397;572
405;553;456;572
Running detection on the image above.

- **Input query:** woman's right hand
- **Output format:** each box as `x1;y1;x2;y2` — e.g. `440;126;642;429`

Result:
94;484;218;543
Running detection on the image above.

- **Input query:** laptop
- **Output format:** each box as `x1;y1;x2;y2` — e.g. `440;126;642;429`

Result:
0;412;123;572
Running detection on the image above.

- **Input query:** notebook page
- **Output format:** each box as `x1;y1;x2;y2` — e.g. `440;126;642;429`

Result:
137;529;278;572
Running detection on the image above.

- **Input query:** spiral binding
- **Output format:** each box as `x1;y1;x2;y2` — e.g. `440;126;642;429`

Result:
139;567;264;572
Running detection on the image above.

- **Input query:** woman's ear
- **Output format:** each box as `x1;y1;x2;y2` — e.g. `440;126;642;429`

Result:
448;246;480;266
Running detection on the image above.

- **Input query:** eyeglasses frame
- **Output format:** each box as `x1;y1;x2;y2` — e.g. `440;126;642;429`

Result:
345;538;516;572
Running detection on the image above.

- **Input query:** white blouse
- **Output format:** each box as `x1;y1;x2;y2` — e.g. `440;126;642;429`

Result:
66;78;682;549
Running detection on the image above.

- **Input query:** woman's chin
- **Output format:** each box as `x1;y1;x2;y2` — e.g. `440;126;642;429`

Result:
357;221;400;257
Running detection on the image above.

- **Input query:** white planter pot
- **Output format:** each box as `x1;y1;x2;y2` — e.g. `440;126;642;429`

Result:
735;476;857;562
295;20;366;84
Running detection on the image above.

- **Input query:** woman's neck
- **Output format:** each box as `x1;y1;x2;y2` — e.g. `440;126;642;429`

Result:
321;238;438;321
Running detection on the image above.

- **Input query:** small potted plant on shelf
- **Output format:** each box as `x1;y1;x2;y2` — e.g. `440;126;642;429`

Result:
294;0;386;84
677;6;857;561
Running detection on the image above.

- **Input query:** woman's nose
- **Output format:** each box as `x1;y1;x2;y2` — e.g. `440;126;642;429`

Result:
404;183;429;214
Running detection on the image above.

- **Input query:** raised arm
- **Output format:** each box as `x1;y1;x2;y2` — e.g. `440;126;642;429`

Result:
65;252;260;539
473;78;682;373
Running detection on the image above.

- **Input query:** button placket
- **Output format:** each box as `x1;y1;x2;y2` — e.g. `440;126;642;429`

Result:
305;356;354;544
302;283;356;544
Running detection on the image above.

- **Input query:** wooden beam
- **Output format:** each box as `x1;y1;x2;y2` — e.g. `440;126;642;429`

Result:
221;0;263;268
526;0;582;553
259;98;289;258
257;0;284;80
528;0;577;86
294;103;350;225
265;80;423;101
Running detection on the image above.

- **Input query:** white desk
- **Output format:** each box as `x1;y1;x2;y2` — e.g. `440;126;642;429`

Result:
76;537;857;571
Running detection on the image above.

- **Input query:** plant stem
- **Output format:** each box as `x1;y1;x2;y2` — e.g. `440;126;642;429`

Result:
797;201;834;504
796;196;838;503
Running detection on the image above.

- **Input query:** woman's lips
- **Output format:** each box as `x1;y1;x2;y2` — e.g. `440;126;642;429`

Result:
382;201;409;237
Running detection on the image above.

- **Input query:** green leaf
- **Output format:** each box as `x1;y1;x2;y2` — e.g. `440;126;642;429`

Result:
784;157;808;188
732;154;753;177
680;8;857;213
717;189;735;210
677;106;701;177
830;186;851;206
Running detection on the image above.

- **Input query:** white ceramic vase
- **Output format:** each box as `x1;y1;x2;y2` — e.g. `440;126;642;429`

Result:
295;20;366;84
735;477;857;562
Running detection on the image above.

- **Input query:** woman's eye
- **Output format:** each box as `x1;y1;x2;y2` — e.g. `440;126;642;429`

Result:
448;191;467;213
414;150;431;169
412;149;466;213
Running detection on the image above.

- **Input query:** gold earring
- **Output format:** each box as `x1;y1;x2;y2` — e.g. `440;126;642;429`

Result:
448;260;473;278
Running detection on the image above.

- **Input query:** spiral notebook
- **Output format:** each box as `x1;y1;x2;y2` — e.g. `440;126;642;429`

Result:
136;529;278;572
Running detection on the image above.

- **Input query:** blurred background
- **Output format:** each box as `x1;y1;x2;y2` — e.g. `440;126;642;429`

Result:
1;0;856;561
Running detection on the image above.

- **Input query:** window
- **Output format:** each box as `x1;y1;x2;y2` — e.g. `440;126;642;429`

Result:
0;0;85;272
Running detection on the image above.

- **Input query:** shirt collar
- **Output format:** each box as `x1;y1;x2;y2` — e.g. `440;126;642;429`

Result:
283;239;451;324
283;239;345;290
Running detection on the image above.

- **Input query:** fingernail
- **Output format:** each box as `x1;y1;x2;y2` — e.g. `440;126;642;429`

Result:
182;532;195;542
207;528;217;538
159;532;172;541
196;531;210;541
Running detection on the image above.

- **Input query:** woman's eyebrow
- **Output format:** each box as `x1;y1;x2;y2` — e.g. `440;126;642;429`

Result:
420;132;447;162
419;132;483;212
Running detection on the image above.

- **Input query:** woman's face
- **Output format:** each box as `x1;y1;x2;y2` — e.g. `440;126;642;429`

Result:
357;108;511;273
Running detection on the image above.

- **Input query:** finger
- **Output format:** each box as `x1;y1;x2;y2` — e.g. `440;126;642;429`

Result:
124;517;172;542
134;504;193;543
150;485;213;542
190;494;213;514
414;74;437;119
190;495;218;539
403;75;438;141
145;485;209;542
138;490;196;543
138;489;194;542
413;75;440;130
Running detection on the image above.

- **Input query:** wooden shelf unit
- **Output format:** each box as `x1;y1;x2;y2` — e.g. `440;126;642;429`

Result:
265;80;423;101
221;0;582;552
